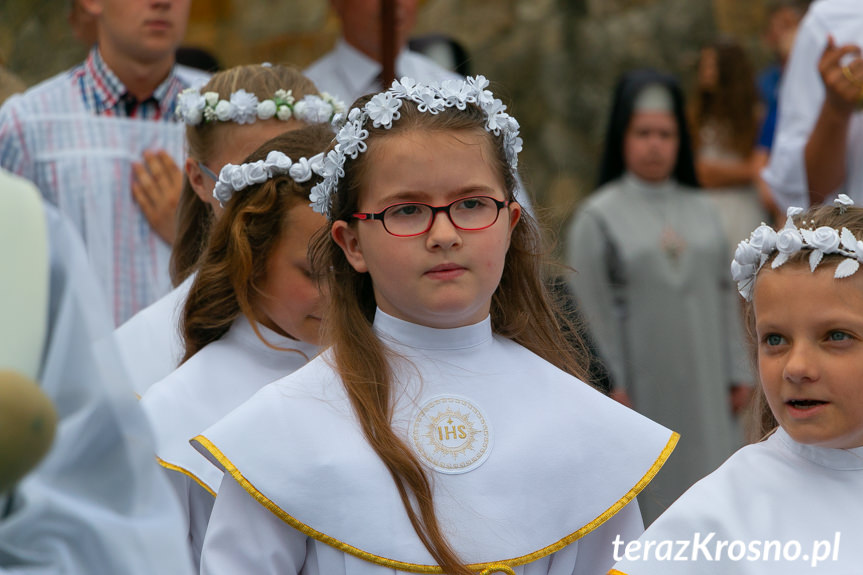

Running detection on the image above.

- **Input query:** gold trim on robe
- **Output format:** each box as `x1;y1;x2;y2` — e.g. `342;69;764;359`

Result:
194;432;678;573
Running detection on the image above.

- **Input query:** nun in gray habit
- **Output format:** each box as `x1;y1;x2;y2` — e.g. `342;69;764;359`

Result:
565;68;752;525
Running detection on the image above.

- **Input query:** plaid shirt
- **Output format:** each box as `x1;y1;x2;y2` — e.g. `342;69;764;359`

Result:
74;47;186;120
0;47;208;325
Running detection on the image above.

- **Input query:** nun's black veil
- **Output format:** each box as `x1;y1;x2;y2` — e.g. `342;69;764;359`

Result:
597;68;700;189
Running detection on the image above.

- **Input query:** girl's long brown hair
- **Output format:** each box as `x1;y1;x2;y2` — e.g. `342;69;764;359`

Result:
690;40;758;159
309;96;593;574
170;64;320;286
181;124;333;362
744;203;863;442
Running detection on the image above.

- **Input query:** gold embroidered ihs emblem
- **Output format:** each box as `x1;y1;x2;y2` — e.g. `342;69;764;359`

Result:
410;396;492;474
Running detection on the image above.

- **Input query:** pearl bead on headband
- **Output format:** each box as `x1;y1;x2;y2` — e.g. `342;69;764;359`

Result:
731;194;863;301
308;75;523;219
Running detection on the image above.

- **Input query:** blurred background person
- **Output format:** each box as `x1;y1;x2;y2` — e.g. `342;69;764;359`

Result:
763;0;863;209
753;0;806;225
755;1;806;158
0;168;195;575
690;39;770;249
566;69;751;525
0;0;209;326
305;0;461;105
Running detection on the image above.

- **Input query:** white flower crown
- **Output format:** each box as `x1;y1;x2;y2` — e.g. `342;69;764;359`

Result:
731;194;863;301
308;75;523;218
176;87;345;126
213;151;327;207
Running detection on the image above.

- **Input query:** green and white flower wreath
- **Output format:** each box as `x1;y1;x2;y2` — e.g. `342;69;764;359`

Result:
308;75;523;219
176;88;345;126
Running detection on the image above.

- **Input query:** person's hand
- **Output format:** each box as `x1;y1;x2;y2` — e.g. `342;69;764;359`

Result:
818;36;863;116
132;150;182;245
747;153;764;183
729;384;754;416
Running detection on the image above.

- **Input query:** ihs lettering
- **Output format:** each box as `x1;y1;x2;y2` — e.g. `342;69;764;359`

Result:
438;424;467;441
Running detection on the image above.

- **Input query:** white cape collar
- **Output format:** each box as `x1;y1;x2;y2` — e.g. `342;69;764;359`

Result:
194;314;677;568
774;427;863;471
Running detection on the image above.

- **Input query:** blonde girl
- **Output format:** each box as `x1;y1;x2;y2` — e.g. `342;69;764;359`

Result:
194;76;677;575
612;197;863;574
140;124;334;568
114;64;341;396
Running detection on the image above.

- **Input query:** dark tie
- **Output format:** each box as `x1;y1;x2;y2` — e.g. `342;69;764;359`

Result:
120;93;158;117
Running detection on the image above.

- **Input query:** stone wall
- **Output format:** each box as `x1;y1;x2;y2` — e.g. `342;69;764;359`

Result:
1;0;776;253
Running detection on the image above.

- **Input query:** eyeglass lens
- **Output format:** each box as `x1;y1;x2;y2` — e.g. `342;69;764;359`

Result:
384;196;501;236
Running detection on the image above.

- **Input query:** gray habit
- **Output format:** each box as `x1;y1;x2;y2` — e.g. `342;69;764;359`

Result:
565;173;752;525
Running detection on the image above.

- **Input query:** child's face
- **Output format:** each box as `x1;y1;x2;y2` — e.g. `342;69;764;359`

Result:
332;129;521;329
754;264;863;449
623;111;679;183
255;204;327;345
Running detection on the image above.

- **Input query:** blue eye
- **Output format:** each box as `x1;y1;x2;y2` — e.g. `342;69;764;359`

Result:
765;334;785;346
388;203;427;218
828;331;850;342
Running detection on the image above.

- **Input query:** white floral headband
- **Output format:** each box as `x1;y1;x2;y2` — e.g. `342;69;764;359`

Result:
731;194;863;301
176;88;345;126
213;151;327;207
308;75;523;219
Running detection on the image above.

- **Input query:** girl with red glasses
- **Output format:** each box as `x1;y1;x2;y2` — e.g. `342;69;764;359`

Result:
194;76;678;575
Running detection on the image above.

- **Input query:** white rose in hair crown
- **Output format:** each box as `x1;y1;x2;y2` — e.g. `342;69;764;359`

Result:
731;194;863;301
176;86;344;126
212;151;328;207
308;75;523;219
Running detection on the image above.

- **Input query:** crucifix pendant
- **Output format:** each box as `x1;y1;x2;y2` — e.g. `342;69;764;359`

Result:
661;226;686;262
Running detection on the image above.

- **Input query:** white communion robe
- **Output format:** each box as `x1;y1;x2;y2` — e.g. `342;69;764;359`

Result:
0;170;194;574
610;427;863;574
113;273;194;397
194;310;678;574
0;65;207;325
141;317;317;569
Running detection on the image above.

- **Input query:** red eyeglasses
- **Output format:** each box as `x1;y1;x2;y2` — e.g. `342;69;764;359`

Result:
352;195;510;237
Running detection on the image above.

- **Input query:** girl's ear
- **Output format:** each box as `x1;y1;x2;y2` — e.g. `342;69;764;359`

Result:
504;201;521;250
185;158;209;203
185;158;222;214
331;220;368;273
508;201;522;232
